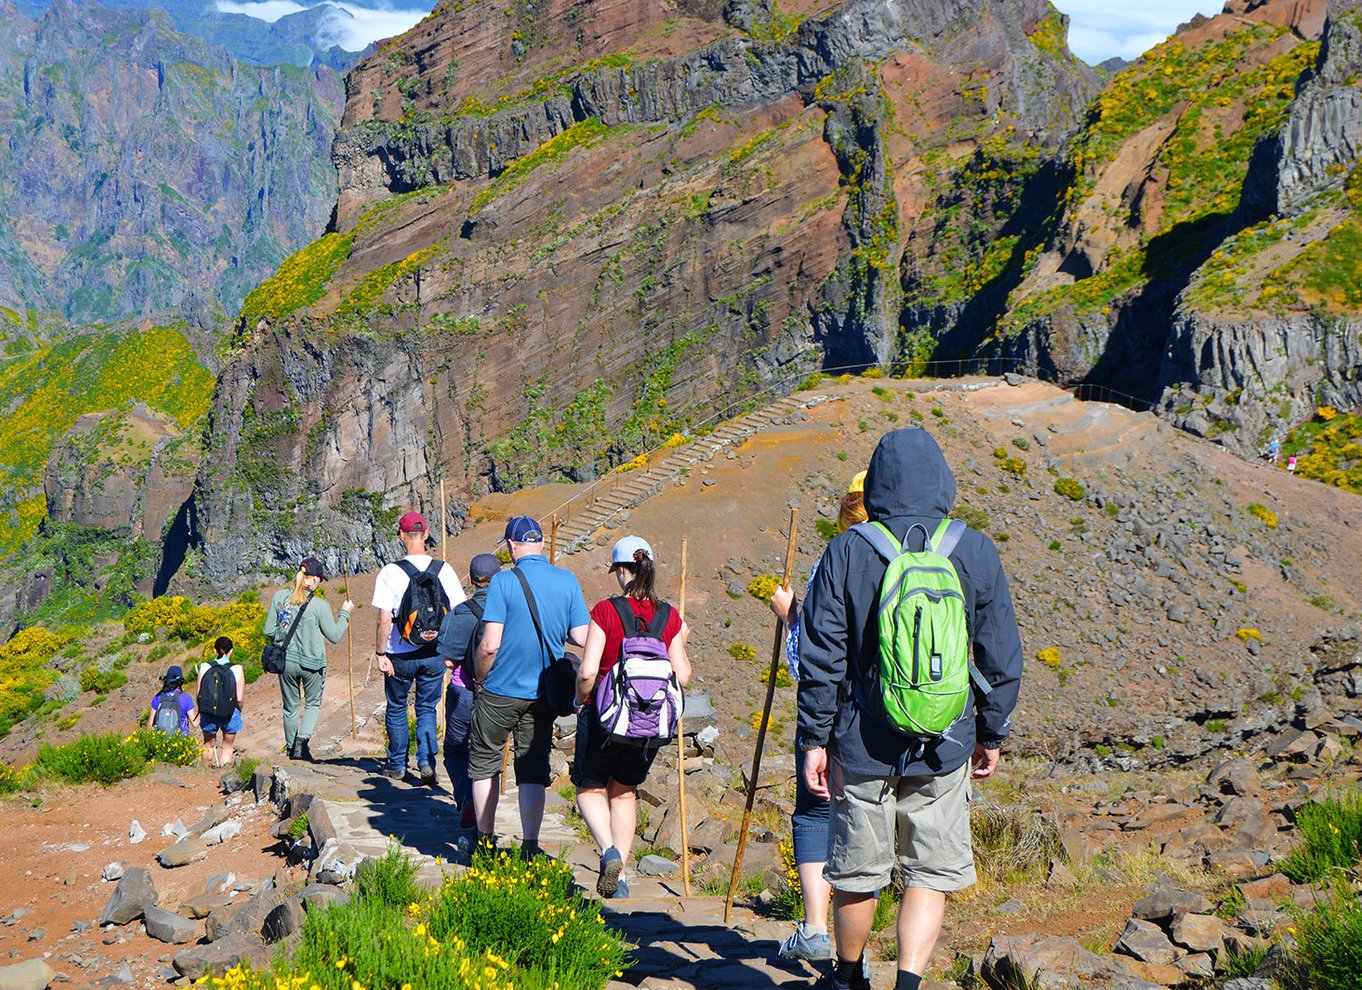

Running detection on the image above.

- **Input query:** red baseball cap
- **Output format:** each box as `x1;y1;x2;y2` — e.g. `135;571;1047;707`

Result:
398;511;427;533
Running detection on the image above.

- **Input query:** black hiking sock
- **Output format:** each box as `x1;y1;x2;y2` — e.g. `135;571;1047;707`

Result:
834;957;864;983
894;972;922;990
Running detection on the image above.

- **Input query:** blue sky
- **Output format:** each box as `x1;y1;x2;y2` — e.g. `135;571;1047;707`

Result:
214;0;1230;62
1055;2;1228;63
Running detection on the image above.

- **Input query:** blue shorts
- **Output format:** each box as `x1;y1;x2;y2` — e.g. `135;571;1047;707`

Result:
201;709;243;735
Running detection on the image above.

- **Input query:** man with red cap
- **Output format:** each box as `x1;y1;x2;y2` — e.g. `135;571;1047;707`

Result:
372;511;466;783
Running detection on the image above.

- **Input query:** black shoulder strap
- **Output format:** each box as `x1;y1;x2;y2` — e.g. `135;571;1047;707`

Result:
423;559;442;577
461;597;486;667
465;597;485;621
396;559;419;581
513;567;552;669
645;601;672;639
276;591;315;650
610;596;641;637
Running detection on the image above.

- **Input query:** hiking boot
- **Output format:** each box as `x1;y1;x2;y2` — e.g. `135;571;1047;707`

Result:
381;764;405;780
812;964;871;990
597;846;623;898
419;763;436;786
608;878;629;900
778;921;832;963
519;840;543;860
298;738;313;763
288;737;303;761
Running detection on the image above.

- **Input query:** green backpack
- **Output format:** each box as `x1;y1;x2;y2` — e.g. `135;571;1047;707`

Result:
851;519;987;738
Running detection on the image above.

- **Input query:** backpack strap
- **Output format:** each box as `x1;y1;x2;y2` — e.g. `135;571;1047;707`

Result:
645;601;673;639
609;596;640;640
461;596;485;670
931;519;966;558
275;591;315;651
513;567;553;669
850;521;901;562
395;559;419;582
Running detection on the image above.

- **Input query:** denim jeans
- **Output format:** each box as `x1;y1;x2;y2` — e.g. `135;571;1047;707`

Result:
442;681;475;810
792;738;831;866
384;654;445;772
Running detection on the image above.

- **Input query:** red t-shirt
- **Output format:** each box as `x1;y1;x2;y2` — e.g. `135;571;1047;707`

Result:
589;596;683;678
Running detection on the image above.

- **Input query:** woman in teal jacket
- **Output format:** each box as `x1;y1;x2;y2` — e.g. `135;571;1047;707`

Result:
264;557;354;761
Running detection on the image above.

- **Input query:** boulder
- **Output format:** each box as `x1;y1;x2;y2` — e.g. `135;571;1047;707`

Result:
0;959;55;990
300;884;350;912
637;855;680;878
172;933;271;978
157;837;209;868
180;892;234;919
983;935;1164;990
1264;729;1320;761
215;884;283;940
1113;918;1181;966
101;862;124;882
100;868;159;926
262;896;306;943
142;905;201;945
1131;888;1210;921
1237;874;1290;906
252;764;273;803
187;805;232;838
1209;757;1260;796
201;820;241;847
1170;913;1225;953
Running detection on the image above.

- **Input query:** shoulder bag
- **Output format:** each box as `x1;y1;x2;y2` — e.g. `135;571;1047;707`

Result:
262;590;314;675
512;569;578;716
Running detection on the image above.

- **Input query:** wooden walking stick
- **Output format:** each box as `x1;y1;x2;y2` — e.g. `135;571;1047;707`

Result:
677;538;692;896
436;479;448;736
724;507;798;925
549;514;559;564
344;562;356;738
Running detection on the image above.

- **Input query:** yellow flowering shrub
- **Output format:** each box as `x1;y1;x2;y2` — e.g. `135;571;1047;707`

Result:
1036;647;1063;669
0;626;66;737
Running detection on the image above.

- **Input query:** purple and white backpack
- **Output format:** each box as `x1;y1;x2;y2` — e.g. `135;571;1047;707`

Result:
594;597;683;747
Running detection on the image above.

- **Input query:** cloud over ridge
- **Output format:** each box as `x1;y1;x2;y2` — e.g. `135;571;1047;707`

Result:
213;0;428;51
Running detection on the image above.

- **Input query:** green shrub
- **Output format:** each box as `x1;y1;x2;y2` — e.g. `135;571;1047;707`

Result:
1054;477;1085;501
815;519;840;541
130;729;201;766
728;643;757;664
1048;540;1062;551
953;505;990;531
354;843;423;908
1221;938;1269;978
1290;884;1362;989
288;813;310;840
1280;789;1362;883
79;667;128;694
0;760;28;794
1246;502;1279;528
36;732;148;785
236;757;263;787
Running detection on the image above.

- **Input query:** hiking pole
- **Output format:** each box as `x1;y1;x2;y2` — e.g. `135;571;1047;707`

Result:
436;479;448;741
549;514;559;564
344;562;356;738
724;507;798;925
677;537;692;896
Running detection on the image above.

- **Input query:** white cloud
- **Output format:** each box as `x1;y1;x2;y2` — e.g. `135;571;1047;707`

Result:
1054;1;1227;64
214;0;309;24
214;0;430;51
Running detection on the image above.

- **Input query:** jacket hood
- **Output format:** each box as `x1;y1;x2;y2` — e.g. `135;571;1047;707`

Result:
863;428;956;519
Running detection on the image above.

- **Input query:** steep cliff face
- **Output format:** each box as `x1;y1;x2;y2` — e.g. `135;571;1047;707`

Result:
198;0;1099;579
0;0;344;324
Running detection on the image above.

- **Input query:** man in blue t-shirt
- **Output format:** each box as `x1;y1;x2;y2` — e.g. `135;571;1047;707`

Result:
468;516;589;854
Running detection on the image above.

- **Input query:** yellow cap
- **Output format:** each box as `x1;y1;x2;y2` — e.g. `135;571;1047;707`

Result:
848;470;866;494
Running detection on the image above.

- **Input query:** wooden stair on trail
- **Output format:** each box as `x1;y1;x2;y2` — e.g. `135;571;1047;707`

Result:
555;395;822;556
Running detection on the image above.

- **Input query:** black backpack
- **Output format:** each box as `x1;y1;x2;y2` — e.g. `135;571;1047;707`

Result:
198;662;238;719
396;559;451;648
457;597;485;684
152;690;184;734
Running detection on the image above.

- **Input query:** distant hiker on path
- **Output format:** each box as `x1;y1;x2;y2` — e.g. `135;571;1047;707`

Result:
573;536;691;899
149;665;198;736
1288;455;1298;474
768;471;867;963
198;637;246;767
373;512;465;784
797;428;1023;990
437;552;503;831
469;516;589;855
264;557;354;762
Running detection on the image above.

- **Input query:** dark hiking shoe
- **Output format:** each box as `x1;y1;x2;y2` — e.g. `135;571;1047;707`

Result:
288;738;303;761
519;840;544;860
608;878;629;900
298;738;314;763
381;764;405;780
597;846;623;898
419;763;436;786
812;964;872;990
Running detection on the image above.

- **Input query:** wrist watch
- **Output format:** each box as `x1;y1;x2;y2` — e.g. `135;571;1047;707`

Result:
375;651;388;658
798;738;825;753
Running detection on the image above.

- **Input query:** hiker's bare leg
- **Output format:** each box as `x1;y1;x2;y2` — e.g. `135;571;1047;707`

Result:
202;733;218;767
472;776;498;834
801;862;832;928
220;732;237;765
575;787;612;853
831;889;877;963
606;780;637;863
896;887;947;974
518;783;545;843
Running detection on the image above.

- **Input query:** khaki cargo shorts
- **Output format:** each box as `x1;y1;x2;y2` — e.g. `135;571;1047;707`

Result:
825;760;976;893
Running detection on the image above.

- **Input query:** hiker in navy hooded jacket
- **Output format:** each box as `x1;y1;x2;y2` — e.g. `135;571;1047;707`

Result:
796;428;1023;990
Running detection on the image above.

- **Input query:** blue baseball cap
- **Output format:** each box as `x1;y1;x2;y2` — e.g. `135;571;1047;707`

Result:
502;516;543;543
